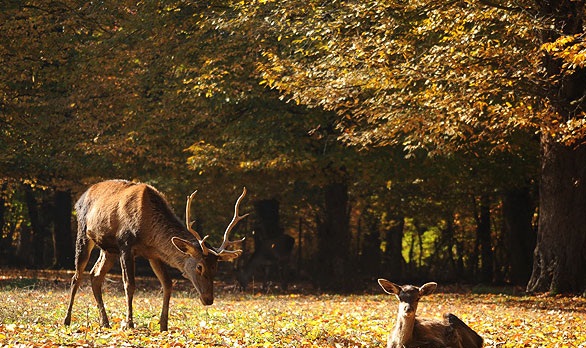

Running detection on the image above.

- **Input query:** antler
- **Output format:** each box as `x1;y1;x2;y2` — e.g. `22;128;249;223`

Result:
185;190;212;255
214;187;248;258
185;187;248;259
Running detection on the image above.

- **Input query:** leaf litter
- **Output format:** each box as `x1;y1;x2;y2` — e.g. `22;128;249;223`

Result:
0;271;585;347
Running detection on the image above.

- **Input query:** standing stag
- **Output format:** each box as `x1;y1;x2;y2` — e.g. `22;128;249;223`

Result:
64;180;248;331
378;279;483;348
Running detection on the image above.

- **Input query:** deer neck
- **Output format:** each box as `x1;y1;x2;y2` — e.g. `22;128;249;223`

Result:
151;223;199;271
389;313;416;347
166;242;194;270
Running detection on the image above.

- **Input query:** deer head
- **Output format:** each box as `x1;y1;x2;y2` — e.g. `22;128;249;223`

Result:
172;187;248;305
378;279;437;318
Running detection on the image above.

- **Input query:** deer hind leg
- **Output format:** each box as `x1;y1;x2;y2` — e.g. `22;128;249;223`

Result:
149;259;173;331
64;236;94;326
90;249;116;328
119;250;136;329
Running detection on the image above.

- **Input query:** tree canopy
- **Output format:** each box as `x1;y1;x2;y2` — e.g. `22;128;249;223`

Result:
1;0;585;293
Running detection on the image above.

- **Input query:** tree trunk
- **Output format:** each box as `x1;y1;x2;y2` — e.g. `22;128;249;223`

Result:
384;214;404;280
316;182;352;290
502;187;536;285
239;199;291;288
431;211;457;281
298;217;303;273
253;199;281;239
52;189;74;269
408;230;415;274
24;184;52;267
528;0;586;294
0;183;7;254
528;139;586;293
359;210;381;278
443;215;455;267
476;194;493;283
16;224;33;265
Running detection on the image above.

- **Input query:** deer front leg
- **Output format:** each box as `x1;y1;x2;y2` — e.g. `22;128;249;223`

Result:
90;250;116;328
120;250;136;329
149;259;173;331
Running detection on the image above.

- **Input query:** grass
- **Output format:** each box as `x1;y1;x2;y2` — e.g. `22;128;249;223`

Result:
1;269;585;347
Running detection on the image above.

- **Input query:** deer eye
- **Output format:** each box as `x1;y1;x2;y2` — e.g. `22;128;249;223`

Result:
196;264;204;273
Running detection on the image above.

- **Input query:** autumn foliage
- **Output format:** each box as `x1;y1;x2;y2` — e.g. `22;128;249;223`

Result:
1;0;586;330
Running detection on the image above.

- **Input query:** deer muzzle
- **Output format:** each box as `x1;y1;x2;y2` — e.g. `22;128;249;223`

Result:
200;294;214;306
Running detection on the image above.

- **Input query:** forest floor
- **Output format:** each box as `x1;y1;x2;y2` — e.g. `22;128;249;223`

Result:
0;269;585;347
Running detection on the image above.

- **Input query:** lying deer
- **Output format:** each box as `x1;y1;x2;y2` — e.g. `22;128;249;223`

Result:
64;180;248;331
378;279;483;348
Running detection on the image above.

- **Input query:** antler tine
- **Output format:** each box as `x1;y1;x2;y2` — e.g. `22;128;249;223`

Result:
185;190;211;255
215;187;249;255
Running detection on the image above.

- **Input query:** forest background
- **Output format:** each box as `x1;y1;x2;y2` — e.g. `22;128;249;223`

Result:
1;0;586;295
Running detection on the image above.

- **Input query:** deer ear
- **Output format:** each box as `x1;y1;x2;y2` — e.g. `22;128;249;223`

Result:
378;278;401;295
419;282;438;296
171;237;201;257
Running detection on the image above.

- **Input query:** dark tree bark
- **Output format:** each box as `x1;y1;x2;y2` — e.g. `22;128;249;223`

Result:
359;210;381;277
253;199;281;239
430;211;457;281
24;184;52;267
16;224;33;265
238;198;294;290
0;183;7;254
297;217;303;272
413;222;425;270
52;189;74;269
528;140;586;293
502;187;536;285
442;214;457;273
528;0;586;294
316;182;352;290
384;214;404;280
475;194;493;283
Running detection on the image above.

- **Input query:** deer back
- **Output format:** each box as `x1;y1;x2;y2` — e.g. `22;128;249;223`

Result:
76;180;186;258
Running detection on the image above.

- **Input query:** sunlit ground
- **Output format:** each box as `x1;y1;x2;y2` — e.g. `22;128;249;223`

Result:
0;270;585;347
